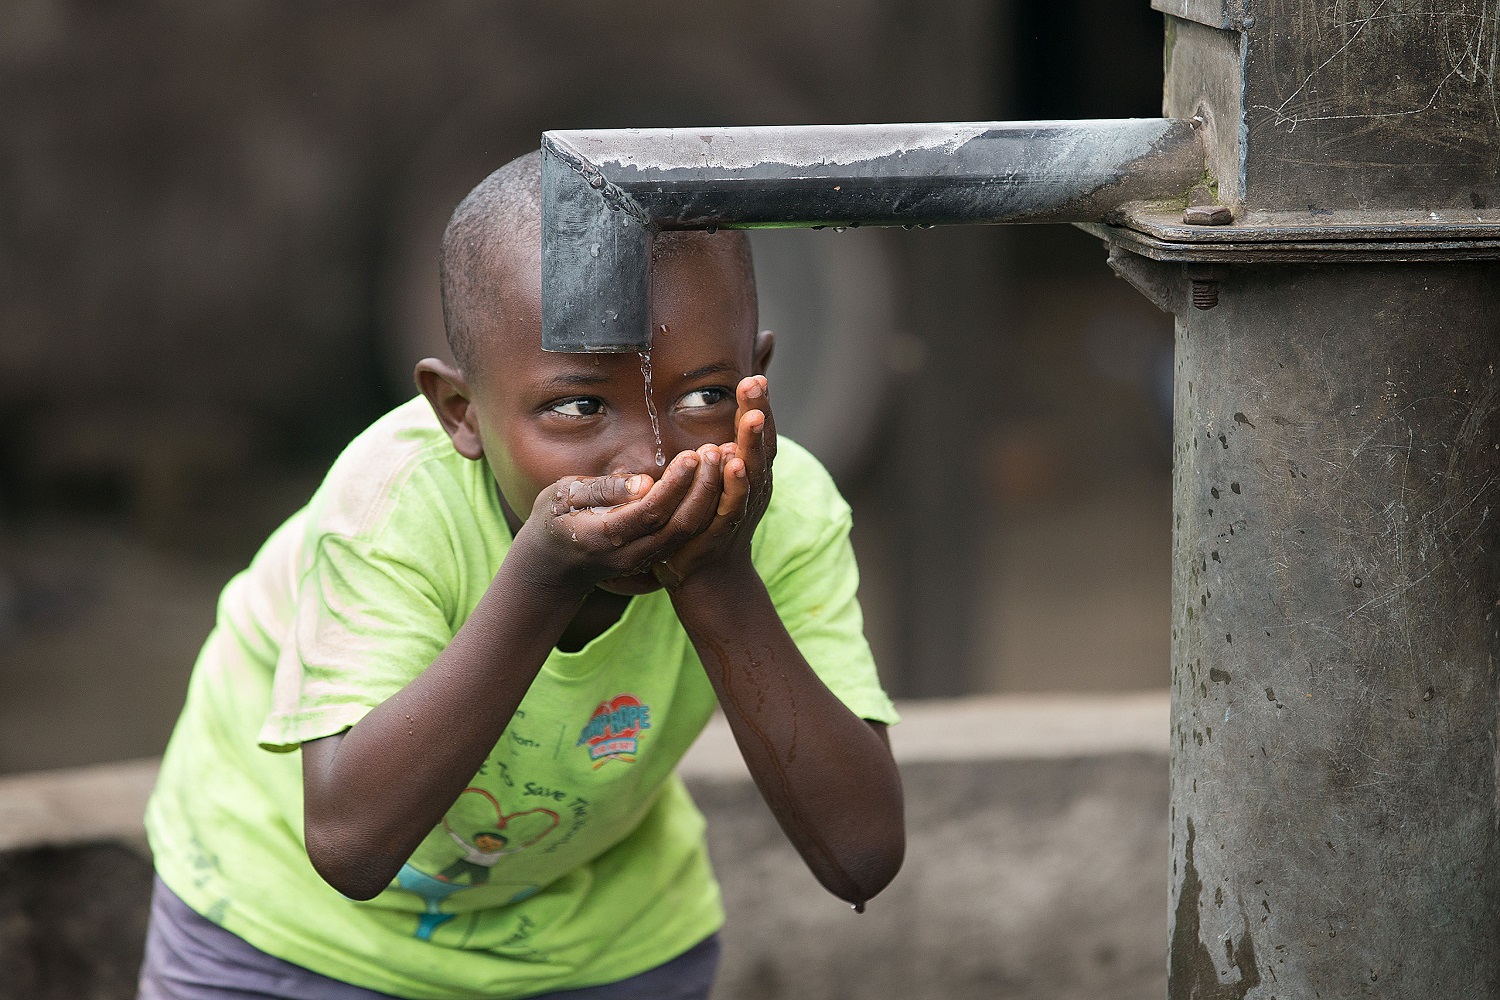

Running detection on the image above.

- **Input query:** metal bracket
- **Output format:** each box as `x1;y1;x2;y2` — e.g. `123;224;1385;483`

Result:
1152;0;1252;30
1106;246;1185;316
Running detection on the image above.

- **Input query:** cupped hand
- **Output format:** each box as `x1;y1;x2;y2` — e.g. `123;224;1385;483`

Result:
654;374;776;589
518;445;728;592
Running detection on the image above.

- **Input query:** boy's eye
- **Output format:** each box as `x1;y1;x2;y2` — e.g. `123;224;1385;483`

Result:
678;387;730;410
550;397;603;417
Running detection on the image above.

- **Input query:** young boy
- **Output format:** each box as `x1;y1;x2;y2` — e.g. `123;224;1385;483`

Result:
140;150;905;999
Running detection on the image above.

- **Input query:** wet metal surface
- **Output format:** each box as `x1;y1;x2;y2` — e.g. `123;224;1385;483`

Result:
1167;262;1500;997
541;119;1203;351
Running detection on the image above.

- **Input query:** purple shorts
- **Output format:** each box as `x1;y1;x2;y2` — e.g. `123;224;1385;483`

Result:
137;876;720;1000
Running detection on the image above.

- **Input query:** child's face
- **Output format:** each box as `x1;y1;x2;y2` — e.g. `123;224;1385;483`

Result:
466;239;768;591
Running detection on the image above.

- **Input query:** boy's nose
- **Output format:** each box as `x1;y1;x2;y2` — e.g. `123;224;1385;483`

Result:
608;436;667;478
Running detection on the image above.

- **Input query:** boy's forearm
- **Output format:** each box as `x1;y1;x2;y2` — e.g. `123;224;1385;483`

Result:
671;562;905;906
302;533;587;900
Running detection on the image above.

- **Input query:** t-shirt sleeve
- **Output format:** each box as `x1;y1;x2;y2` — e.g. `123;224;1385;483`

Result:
759;466;899;727
258;533;456;751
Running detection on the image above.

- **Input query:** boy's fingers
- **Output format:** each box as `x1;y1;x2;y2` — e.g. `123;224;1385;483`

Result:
738;408;769;484
649;446;724;547
565;474;651;511
744;375;777;462
714;455;751;523
602;451;699;537
732;376;756;437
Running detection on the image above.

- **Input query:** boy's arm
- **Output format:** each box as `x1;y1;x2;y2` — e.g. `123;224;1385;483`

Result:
660;377;905;907
673;566;905;907
301;452;725;901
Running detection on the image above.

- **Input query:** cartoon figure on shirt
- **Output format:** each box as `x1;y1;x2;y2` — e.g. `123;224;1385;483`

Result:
395;787;560;940
438;828;512;886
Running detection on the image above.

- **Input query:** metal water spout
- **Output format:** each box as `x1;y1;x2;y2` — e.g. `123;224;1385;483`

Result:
540;119;1204;351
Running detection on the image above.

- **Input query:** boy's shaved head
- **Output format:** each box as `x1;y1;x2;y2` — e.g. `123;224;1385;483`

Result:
439;152;755;379
440;152;544;377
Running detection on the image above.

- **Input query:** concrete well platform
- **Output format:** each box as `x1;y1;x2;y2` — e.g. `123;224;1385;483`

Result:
0;692;1168;1000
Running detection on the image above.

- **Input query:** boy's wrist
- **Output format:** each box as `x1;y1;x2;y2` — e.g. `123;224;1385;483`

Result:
502;525;599;603
666;555;762;614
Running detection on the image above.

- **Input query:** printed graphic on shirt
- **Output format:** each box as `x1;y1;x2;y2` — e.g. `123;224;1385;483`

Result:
396;786;559;940
576;694;652;768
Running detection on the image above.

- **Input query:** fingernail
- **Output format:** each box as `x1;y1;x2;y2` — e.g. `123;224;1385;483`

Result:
625;475;645;494
705;449;721;465
746;382;762;398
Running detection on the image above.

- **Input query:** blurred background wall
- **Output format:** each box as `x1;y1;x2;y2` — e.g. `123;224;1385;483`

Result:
0;0;1171;775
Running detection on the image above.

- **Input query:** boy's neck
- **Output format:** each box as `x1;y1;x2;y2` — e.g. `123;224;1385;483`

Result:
556;588;632;652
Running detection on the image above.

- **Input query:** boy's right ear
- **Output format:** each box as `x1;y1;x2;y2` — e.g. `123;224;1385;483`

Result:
414;359;484;461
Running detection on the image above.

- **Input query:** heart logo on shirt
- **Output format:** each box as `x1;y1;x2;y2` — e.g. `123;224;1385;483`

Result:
445;786;560;851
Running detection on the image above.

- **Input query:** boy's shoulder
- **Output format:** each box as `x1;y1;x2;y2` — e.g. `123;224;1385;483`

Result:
767;436;849;519
753;436;853;567
307;397;486;544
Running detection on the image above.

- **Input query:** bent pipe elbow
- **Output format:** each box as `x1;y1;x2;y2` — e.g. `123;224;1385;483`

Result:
540;118;1204;353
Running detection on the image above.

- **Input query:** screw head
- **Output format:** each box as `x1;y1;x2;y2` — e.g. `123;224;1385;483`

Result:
1184;204;1234;226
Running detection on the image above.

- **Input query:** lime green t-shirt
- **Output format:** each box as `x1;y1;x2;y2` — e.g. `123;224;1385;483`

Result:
145;396;897;999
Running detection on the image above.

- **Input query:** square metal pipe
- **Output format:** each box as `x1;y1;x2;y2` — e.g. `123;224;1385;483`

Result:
541;119;1203;351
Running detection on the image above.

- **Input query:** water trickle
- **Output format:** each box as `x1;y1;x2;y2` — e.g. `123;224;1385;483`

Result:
639;351;665;466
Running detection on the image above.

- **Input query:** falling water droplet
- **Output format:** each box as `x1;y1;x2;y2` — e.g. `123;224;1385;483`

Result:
706;225;718;234
639;351;665;466
589;243;600;257
834;227;846;233
852;902;866;913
